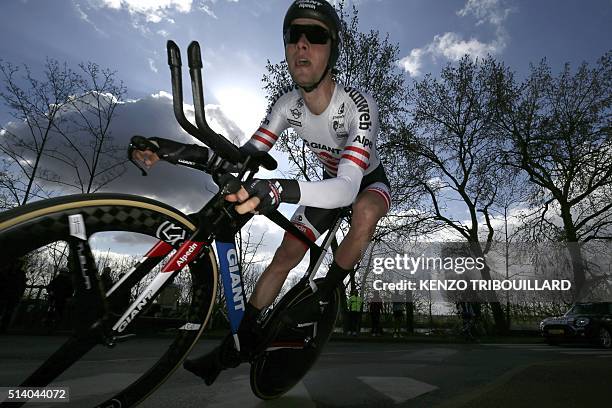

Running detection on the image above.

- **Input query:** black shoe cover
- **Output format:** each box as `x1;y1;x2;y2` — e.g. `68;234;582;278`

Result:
183;335;240;385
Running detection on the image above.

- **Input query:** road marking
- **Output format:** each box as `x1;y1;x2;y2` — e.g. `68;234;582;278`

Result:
357;376;438;403
207;374;315;407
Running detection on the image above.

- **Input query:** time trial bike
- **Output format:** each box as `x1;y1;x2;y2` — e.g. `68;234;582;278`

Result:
0;40;346;407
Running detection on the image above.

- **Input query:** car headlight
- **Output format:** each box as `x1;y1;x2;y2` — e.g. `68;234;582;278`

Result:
576;317;590;327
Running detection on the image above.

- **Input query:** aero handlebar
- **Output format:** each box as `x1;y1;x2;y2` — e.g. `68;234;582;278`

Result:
167;40;277;171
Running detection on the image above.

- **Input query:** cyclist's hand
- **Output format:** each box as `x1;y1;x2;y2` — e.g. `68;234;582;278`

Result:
129;136;161;169
132;149;160;168
225;179;280;215
225;187;260;215
226;179;300;215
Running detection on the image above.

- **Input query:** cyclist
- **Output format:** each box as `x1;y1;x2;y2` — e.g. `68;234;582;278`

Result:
132;0;391;383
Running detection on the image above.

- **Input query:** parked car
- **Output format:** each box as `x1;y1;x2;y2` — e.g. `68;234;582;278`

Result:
540;302;612;348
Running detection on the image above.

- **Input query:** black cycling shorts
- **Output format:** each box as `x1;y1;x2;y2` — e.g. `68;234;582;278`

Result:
285;164;391;247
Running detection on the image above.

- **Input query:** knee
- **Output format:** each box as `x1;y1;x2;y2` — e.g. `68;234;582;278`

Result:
351;199;384;235
269;237;307;272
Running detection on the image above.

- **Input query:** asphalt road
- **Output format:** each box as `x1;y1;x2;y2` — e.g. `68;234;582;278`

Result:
0;335;610;407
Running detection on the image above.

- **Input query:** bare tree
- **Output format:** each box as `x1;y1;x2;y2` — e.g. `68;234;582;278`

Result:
0;59;80;206
392;55;514;332
0;59;127;205
495;51;612;297
46;62;127;193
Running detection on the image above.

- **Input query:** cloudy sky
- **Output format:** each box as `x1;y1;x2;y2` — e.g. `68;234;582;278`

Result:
1;0;610;265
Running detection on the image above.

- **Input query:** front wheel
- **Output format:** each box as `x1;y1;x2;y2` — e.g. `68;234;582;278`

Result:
0;193;218;407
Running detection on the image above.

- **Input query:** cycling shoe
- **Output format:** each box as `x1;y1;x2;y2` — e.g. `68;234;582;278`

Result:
183;335;240;385
183;350;223;385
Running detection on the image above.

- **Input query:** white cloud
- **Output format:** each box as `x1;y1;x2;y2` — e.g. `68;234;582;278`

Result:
151;90;173;99
83;0;192;31
398;48;424;78
432;32;499;61
457;0;512;26
199;4;218;19
399;0;512;77
73;1;109;36
98;0;192;22
148;57;158;73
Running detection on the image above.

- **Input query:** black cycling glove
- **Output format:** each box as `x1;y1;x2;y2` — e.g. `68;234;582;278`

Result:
243;178;300;214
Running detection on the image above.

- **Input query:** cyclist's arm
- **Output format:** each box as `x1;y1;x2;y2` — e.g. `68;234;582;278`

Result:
131;137;210;167
297;164;363;208
242;90;291;153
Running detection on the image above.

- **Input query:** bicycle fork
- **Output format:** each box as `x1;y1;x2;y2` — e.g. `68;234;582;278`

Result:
67;214;109;340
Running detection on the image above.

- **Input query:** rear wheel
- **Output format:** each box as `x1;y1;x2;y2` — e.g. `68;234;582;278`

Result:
0;193;218;407
250;279;340;400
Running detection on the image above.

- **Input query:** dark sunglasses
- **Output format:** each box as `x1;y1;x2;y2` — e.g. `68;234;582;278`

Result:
284;24;331;45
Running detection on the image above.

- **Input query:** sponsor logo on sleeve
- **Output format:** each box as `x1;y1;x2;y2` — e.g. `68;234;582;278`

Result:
345;87;372;131
352;135;373;148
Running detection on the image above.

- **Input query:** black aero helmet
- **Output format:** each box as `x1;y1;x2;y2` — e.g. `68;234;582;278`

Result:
283;0;341;69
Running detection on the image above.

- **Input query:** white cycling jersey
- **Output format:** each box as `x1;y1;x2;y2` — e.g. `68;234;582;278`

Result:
245;83;382;209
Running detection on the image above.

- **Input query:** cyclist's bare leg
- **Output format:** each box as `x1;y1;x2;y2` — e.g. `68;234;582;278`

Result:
334;190;389;269
249;235;308;309
279;191;389;324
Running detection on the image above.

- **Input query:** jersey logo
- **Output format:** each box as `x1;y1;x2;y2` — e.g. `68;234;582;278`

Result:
266;84;299;113
337;102;345;115
306;141;342;155
344;86;372;131
333;119;346;133
352;135;372;148
288;118;302;127
290;107;302;119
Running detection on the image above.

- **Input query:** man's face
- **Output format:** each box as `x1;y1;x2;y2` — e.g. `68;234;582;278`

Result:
285;18;332;88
